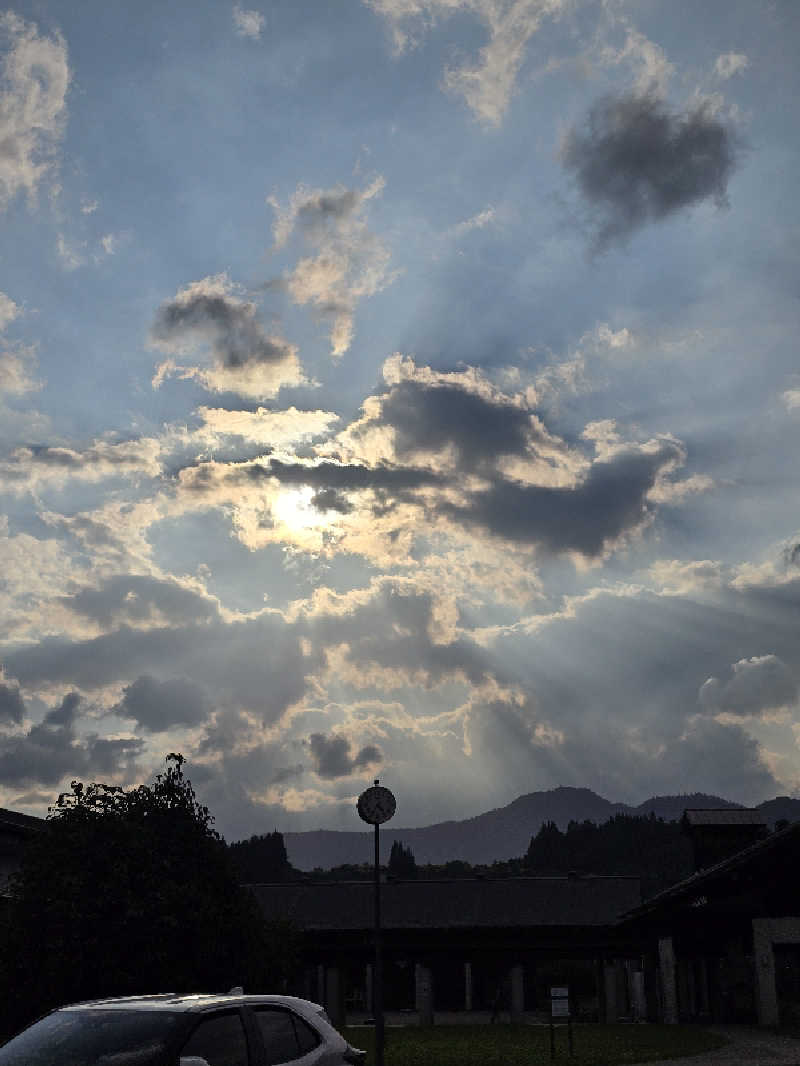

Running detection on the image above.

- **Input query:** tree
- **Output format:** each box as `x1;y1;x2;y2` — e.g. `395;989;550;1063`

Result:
0;754;297;1036
387;839;418;879
228;830;292;883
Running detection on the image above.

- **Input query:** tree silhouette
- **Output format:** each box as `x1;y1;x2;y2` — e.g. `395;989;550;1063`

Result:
388;839;418;879
0;754;297;1037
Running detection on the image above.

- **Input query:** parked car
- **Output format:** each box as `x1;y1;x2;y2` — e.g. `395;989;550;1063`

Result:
0;992;365;1066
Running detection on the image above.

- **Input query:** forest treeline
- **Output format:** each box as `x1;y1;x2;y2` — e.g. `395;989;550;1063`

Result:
227;812;699;898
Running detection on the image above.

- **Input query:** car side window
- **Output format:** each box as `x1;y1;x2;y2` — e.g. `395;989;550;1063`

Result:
179;1012;249;1066
252;1008;313;1065
292;1016;320;1056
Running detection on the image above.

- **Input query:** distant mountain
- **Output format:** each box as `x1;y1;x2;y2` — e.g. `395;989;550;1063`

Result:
281;786;800;871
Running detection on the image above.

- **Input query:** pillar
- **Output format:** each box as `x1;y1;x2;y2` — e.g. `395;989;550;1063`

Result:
658;937;678;1025
415;962;434;1025
630;969;646;1022
325;966;345;1030
510;964;524;1022
752;919;779;1026
603;964;618;1023
365;962;373;1013
464;961;473;1012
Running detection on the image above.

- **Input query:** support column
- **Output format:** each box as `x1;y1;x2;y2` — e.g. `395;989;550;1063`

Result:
325;966;345;1030
464;961;473;1012
510;964;524;1022
415;962;434;1025
752;919;779;1027
603;964;618;1023
365;963;373;1013
658;937;678;1025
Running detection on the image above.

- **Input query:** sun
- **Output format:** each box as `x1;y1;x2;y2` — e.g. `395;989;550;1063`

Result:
272;486;319;532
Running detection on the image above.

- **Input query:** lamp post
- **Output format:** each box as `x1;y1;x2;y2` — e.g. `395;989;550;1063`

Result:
357;779;396;1066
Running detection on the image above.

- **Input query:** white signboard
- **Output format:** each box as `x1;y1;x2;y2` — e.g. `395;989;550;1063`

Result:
550;986;570;1018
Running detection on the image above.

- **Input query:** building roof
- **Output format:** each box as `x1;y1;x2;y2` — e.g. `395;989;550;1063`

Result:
247;876;641;931
681;808;766;827
622;819;800;922
0;807;45;834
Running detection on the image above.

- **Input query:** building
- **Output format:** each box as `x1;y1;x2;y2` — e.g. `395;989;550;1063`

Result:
621;816;800;1027
0;808;44;900
248;875;642;1026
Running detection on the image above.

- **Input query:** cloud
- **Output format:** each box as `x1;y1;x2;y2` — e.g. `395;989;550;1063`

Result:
0;291;20;331
0;344;40;396
443;438;685;556
0;690;143;788
0;682;25;725
59;575;221;632
699;655;798;718
0;437;162;493
561;91;738;249
0;12;70;210
233;5;264;40
307;732;382;778
268;177;393;357
114;675;212;733
196;405;339;448
56;233;86;270
445;205;496;239
714;52;748;81
151;273;304;399
366;0;564;125
597;26;673;97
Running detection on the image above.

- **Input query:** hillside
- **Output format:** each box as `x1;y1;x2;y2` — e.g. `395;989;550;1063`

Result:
280;786;800;870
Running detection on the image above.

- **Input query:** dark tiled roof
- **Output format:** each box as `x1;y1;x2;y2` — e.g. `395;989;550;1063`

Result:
0;807;45;834
247;876;641;931
622;819;800;921
682;808;766;827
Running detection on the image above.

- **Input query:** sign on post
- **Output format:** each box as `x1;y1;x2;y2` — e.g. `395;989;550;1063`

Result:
549;986;573;1059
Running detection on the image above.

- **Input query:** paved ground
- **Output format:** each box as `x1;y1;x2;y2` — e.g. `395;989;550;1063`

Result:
626;1026;800;1066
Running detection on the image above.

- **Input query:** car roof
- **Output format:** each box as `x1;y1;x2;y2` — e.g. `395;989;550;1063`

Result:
59;994;324;1015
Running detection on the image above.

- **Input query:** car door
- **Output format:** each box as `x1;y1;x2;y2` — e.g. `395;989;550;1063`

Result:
178;1009;253;1066
247;1007;333;1066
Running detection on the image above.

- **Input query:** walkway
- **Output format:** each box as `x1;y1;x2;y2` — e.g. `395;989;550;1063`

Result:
627;1026;800;1066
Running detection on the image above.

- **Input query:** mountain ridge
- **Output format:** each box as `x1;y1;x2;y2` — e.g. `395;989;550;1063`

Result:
280;786;800;870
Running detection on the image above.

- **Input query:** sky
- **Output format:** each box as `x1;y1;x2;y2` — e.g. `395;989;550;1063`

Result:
1;0;799;843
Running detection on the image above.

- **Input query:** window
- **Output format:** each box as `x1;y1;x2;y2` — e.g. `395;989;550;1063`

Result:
292;1016;320;1056
180;1012;249;1066
0;1009;183;1066
252;1008;318;1065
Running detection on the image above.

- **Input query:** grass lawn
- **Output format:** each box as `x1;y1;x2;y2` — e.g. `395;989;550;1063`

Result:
341;1023;728;1066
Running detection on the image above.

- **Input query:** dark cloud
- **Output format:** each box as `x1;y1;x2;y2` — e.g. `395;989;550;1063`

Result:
0;692;143;789
60;575;220;630
5;614;310;723
379;380;547;473
310;488;353;514
152;287;293;371
562;92;738;248
0;683;25;725
45;690;81;727
268;458;443;494
297;188;359;227
307;732;382;779
114;675;212;733
699;655;798;717
444;441;682;556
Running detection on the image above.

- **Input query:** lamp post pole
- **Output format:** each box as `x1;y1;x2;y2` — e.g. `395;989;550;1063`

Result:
356;779;396;1066
374;819;384;1066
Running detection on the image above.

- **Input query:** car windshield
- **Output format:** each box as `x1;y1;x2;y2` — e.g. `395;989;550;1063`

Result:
0;1009;184;1066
